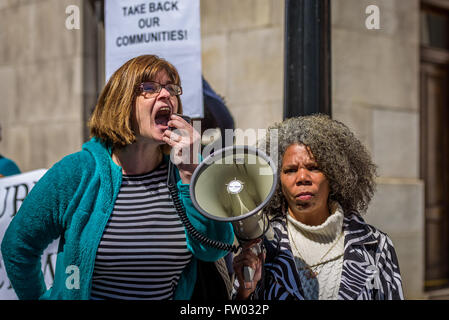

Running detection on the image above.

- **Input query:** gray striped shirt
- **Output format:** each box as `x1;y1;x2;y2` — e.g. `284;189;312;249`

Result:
90;162;192;300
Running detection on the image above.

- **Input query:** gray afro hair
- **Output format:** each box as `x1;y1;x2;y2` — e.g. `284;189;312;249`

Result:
259;114;377;218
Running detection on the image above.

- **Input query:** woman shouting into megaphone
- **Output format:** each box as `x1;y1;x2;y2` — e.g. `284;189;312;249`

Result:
1;55;234;300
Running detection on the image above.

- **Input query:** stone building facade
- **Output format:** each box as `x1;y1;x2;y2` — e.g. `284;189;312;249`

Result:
331;0;423;299
1;0;448;299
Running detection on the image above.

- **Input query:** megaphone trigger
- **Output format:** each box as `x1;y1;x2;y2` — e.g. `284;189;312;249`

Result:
243;266;256;289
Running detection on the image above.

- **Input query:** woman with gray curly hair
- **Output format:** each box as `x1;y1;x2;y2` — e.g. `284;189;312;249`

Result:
233;114;404;300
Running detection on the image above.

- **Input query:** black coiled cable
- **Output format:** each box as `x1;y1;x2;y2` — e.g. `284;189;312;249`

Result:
167;162;240;254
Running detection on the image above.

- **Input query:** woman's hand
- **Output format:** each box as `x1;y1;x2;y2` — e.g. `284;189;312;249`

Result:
233;239;265;300
163;114;201;184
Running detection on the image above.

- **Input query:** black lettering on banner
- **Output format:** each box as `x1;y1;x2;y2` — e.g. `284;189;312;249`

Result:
0;186;11;219
148;1;179;13
0;183;32;218
138;16;160;29
0;260;4;289
178;30;187;40
0;260;12;291
115;30;188;47
43;253;56;281
12;184;28;217
122;3;146;16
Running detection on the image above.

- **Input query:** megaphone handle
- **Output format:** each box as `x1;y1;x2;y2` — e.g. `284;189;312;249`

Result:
243;266;255;288
242;242;262;288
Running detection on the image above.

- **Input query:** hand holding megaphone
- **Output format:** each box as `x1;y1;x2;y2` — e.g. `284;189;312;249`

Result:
233;239;266;299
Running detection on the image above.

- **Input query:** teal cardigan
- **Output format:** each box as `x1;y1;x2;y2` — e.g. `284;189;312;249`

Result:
1;138;234;300
0;155;21;176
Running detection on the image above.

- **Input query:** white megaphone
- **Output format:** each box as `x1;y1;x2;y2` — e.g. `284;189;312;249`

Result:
189;145;277;287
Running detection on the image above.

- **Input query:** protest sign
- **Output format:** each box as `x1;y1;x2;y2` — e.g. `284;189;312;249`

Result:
105;0;204;117
0;170;58;299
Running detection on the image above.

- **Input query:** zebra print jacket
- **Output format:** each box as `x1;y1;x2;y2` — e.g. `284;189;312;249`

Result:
253;211;404;300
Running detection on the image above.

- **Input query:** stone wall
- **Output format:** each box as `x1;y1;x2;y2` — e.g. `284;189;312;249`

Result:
331;0;424;298
0;0;84;172
201;0;285;133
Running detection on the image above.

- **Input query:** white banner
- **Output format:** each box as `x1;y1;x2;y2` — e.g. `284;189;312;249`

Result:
0;170;58;300
105;0;204;118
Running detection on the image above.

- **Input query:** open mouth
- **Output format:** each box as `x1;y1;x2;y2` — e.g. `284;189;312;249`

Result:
154;107;171;128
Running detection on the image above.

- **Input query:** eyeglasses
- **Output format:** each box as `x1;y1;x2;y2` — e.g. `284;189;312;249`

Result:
139;81;183;96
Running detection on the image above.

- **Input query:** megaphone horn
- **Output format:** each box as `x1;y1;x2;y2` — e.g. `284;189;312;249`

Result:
189;145;277;287
190;145;277;241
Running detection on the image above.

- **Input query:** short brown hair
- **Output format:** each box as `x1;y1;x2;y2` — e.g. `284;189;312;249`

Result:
88;54;183;150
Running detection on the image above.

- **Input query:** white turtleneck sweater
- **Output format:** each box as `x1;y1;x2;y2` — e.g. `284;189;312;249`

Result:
287;204;345;300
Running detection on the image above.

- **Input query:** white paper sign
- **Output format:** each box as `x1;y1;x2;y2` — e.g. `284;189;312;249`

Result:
105;0;204;118
0;170;58;300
